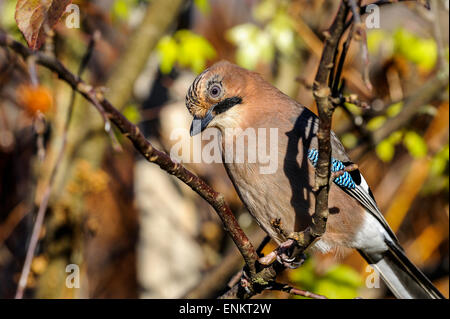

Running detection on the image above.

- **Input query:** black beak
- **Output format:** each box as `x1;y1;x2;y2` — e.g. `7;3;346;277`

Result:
190;108;214;136
189;96;243;137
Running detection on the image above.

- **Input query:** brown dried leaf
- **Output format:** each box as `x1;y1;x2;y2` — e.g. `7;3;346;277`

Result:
15;0;72;50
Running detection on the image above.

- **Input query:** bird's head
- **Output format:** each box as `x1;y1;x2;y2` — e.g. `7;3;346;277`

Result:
186;61;253;136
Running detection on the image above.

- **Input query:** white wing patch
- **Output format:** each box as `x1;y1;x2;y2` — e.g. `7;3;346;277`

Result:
342;171;399;244
351;211;389;254
359;174;370;193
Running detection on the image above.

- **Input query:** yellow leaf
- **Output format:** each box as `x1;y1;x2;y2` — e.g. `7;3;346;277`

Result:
156;36;178;74
386;101;403;117
367;116;386;131
376;139;395;162
403;131;428;158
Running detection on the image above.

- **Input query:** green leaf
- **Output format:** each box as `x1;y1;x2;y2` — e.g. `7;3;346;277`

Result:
341;133;358;149
156;30;216;74
403;131;428;159
3;0;19;30
367;116;386;131
112;0;132;20
288;258;363;299
315;280;358;299
394;28;438;71
156;36;178;74
194;0;211;14
386;101;403;117
227;23;259;44
176;30;216;74
267;11;295;55
430;145;449;176
288;258;316;291
227;24;274;69
376;139;395;162
253;0;277;22
324;264;363;288
344;102;362;116
387;130;404;144
123;104;141;124
367;30;392;55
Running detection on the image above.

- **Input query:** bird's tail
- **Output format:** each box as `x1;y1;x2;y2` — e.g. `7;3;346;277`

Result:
360;241;444;299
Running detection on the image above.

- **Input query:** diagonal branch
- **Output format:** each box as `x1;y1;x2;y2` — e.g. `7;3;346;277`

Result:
0;31;261;288
1;0;432;300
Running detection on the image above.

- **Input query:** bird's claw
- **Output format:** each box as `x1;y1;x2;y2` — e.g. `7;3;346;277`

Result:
276;254;301;269
258;238;305;269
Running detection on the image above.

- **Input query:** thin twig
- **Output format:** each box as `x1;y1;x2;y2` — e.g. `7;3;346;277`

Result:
0;31;260;284
360;0;430;13
14;32;99;299
0;203;28;246
26;56;39;87
1;0;432;300
331;23;354;96
347;0;372;91
270;283;328;299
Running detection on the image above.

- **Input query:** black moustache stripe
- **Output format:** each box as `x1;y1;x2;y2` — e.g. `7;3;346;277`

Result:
212;96;242;115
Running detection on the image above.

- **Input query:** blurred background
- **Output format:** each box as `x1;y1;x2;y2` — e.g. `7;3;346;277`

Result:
0;0;448;299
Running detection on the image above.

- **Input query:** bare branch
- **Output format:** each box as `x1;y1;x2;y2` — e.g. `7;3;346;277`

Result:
1;0;434;300
0;31;260;286
14;32;99;299
270;283;328;299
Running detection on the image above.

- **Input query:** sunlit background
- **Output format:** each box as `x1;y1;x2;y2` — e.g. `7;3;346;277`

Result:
0;0;448;299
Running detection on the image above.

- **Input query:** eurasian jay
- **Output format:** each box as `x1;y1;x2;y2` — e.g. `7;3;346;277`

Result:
185;60;444;299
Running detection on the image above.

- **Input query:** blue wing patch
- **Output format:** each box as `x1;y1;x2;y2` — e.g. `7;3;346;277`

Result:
307;149;356;189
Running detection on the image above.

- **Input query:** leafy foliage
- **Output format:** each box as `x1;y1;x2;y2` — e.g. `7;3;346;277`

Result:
123;104;141;124
430;144;449;177
423;144;449;194
376;131;403;162
112;0;133;20
403;131;428;159
368;27;438;72
394;28;438;71
288;258;363;299
194;0;211;14
156;30;216;74
367;115;387;131
227;0;298;69
227;23;274;70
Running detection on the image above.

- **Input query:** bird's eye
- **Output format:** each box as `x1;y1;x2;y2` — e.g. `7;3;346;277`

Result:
209;85;222;98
